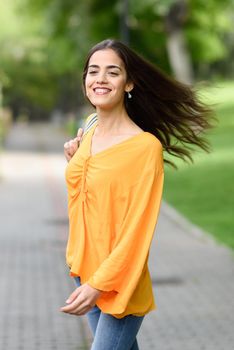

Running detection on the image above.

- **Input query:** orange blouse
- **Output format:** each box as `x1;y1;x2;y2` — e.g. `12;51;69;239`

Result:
65;118;164;318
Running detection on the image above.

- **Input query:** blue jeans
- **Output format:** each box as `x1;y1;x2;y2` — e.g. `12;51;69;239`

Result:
74;277;144;350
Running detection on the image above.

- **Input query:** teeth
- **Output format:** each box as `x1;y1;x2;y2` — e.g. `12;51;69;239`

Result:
94;88;110;94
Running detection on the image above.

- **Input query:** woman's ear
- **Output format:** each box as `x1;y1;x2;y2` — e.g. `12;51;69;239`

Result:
125;82;134;93
125;80;134;92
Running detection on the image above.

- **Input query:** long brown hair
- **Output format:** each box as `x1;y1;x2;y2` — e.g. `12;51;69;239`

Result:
82;39;215;167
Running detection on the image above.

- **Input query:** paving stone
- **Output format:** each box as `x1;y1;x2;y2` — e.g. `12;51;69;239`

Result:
137;205;234;349
1;122;233;350
0;123;88;350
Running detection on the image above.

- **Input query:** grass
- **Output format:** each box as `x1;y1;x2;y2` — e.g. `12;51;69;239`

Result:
163;81;234;249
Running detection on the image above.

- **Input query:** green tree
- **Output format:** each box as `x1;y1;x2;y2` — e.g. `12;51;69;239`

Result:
1;0;233;119
129;0;233;82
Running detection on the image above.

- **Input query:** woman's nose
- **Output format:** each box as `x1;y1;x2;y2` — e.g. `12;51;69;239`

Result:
96;71;108;83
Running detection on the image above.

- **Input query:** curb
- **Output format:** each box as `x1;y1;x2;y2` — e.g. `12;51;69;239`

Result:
161;201;231;252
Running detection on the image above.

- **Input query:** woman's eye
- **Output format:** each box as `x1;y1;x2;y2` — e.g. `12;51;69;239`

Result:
109;72;118;76
88;71;98;75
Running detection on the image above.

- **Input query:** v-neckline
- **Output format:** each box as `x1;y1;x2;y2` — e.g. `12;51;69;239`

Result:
89;123;148;158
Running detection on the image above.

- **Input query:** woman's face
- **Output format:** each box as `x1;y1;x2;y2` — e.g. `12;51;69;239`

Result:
85;49;133;109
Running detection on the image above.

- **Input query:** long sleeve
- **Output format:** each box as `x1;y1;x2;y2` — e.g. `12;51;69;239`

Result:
66;124;164;316
87;144;164;307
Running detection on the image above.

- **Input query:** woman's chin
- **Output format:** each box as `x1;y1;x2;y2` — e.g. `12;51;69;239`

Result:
89;100;113;110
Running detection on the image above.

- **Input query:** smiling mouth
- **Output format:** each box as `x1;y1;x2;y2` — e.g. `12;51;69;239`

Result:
93;88;111;95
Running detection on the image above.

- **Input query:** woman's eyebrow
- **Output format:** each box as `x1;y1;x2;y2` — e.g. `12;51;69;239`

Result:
88;64;99;69
106;65;122;70
88;64;122;70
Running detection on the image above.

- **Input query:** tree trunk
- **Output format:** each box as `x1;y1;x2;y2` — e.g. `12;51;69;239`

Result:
166;28;194;84
165;0;194;85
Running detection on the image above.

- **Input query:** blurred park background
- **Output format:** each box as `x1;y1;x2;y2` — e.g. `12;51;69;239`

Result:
0;0;233;250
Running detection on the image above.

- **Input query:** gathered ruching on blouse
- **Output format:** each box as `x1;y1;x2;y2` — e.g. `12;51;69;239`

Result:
80;157;89;203
65;122;164;318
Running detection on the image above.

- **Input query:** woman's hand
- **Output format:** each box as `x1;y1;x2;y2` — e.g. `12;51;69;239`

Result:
64;127;84;162
60;283;102;316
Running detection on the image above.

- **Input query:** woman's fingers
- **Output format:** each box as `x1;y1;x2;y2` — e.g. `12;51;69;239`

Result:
60;294;91;315
64;139;78;161
66;287;81;304
60;286;84;313
61;298;92;315
61;302;92;316
64;142;72;162
60;283;100;316
77;127;84;139
64;128;84;162
60;300;80;313
69;305;92;316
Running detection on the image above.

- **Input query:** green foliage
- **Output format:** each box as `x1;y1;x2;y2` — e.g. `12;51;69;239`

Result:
0;0;234;118
1;2;234;248
187;29;228;62
164;81;234;249
0;0;58;113
186;0;233;63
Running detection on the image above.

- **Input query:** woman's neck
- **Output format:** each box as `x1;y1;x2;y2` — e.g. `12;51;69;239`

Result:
95;106;133;136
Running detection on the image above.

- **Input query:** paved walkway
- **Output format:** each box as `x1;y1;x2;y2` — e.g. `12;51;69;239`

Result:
0;122;233;350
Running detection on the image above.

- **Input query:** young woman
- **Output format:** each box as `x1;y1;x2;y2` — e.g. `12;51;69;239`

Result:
61;39;214;350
